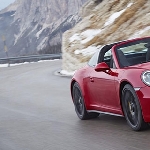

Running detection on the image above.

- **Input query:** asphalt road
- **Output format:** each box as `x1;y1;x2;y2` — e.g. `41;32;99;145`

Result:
0;60;150;150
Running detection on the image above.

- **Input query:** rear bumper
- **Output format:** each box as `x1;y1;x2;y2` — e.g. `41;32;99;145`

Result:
136;86;150;122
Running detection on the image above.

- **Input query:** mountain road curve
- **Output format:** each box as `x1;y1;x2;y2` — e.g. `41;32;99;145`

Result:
0;60;150;150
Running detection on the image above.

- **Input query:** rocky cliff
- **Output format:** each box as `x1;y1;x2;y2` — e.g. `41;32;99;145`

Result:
0;0;88;58
62;0;150;73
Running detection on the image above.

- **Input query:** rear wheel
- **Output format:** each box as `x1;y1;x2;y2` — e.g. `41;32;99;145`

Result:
72;82;99;120
122;84;148;131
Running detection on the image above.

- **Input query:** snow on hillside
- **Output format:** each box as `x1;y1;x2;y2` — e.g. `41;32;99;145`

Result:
0;59;59;67
104;3;133;27
36;24;50;39
62;0;150;72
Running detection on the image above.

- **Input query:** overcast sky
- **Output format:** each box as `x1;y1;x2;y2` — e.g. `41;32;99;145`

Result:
0;0;15;10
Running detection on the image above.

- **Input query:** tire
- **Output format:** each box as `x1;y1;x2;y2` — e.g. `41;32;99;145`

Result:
72;82;99;120
122;84;148;131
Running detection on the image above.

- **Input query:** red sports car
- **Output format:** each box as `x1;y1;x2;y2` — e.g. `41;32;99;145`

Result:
70;37;150;131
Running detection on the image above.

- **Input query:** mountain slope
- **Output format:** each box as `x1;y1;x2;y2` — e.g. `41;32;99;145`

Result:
62;0;150;72
0;0;88;58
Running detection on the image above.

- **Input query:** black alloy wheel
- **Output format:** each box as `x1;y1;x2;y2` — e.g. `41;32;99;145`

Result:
72;82;99;120
122;84;148;131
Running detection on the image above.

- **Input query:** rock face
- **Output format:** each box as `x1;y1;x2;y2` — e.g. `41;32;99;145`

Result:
0;0;88;58
62;0;150;72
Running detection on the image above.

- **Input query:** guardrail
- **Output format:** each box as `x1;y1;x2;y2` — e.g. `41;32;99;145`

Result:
0;53;62;65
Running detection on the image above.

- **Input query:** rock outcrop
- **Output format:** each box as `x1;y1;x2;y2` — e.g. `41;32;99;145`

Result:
62;0;150;72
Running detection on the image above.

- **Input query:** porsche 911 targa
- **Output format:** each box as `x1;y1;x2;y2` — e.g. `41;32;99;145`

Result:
71;37;150;131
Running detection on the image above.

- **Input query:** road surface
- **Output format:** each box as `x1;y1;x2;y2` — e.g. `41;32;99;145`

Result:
0;60;150;150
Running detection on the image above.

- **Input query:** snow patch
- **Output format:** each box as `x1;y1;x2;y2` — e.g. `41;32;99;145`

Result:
36;23;50;39
37;37;48;50
67;14;78;22
0;59;60;68
74;45;102;56
81;29;102;44
127;3;133;8
69;34;81;42
70;29;102;44
104;3;133;27
60;70;75;76
70;44;75;47
11;13;15;17
27;24;38;37
14;26;29;45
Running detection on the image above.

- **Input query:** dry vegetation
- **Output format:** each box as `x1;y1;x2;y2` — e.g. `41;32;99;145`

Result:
62;0;150;71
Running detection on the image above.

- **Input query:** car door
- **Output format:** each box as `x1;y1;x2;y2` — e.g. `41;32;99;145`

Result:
89;69;119;109
87;50;120;112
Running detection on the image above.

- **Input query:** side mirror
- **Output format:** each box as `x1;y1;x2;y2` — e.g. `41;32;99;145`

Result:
95;62;110;72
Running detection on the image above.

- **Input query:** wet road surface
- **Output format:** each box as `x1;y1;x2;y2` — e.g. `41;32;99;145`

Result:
0;60;150;150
